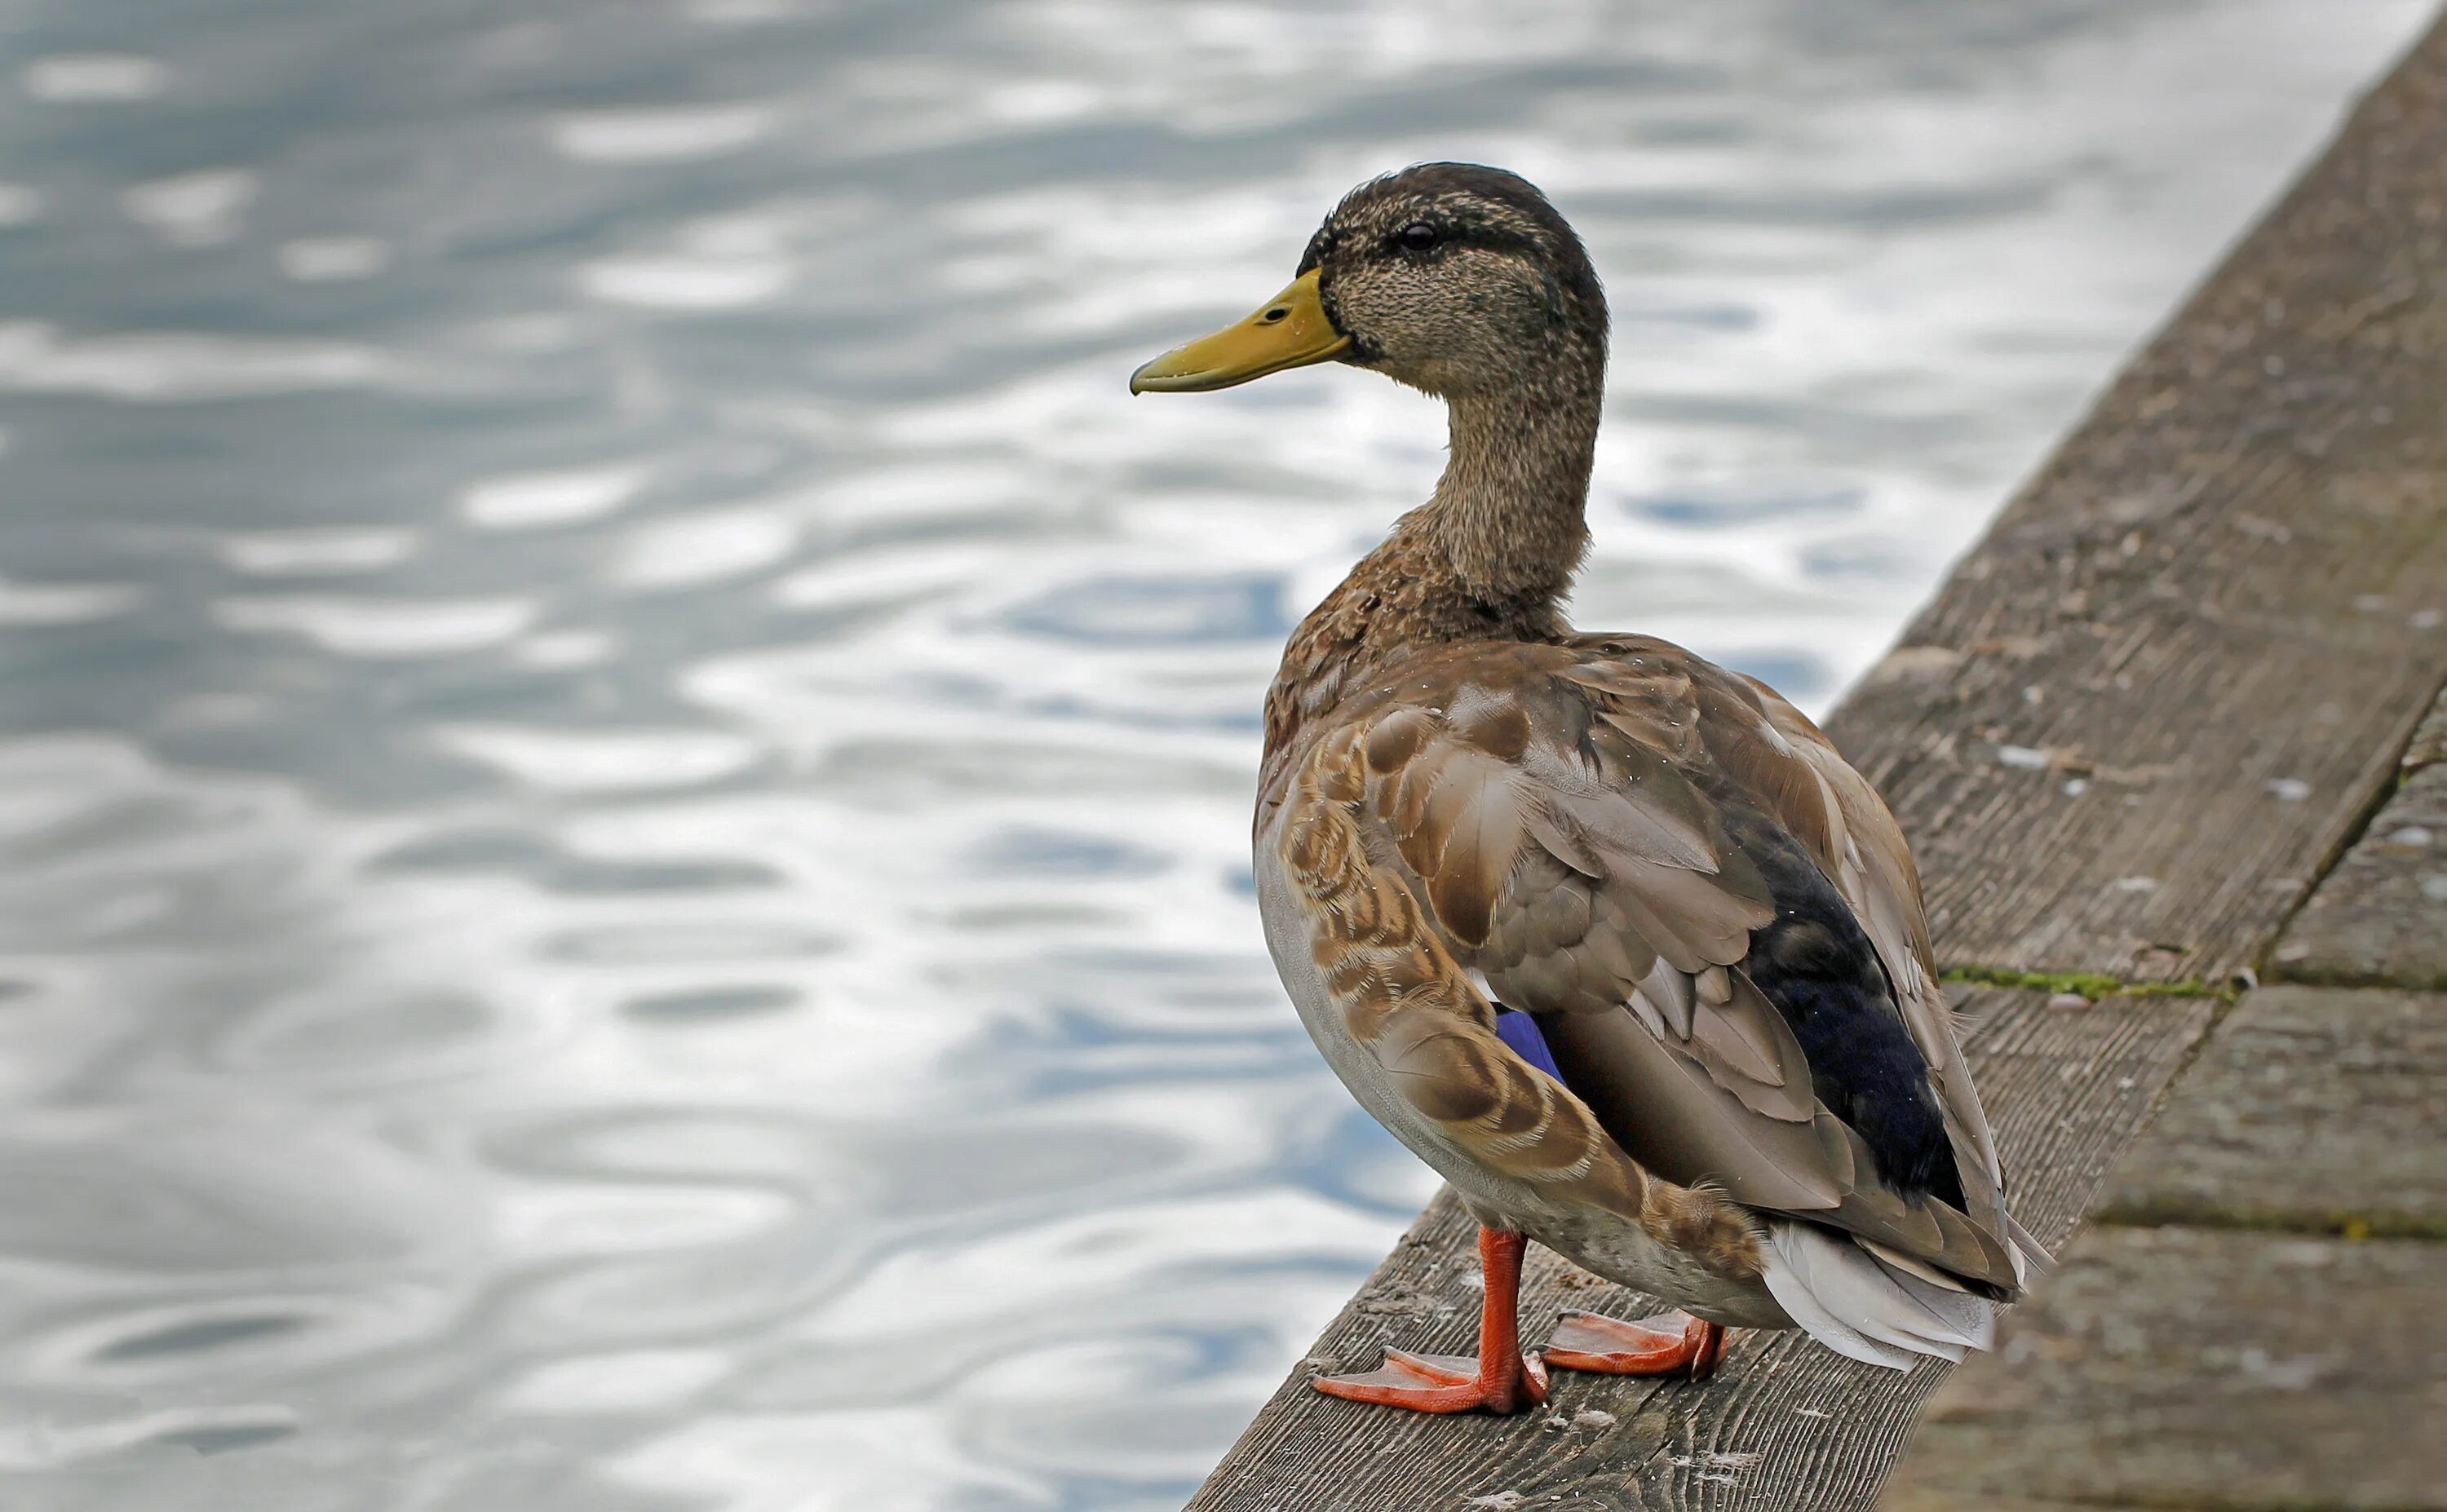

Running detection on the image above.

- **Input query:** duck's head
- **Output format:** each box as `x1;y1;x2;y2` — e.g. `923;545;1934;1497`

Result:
1131;162;1606;401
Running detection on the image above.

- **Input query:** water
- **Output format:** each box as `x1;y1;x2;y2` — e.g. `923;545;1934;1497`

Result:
0;2;2427;1507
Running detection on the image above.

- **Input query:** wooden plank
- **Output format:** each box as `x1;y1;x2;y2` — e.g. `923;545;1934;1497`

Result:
1879;1227;2447;1512
1818;12;2447;984
2272;692;2447;991
1184;989;2211;1512
2406;686;2447;771
2094;986;2447;1240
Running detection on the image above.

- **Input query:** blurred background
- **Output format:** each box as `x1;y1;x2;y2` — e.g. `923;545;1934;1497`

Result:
0;2;2431;1508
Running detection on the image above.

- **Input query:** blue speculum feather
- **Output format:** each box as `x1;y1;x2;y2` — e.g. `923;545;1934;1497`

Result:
1493;1006;1562;1080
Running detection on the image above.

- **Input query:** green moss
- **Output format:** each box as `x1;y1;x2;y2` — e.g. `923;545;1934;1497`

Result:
1939;964;2230;1002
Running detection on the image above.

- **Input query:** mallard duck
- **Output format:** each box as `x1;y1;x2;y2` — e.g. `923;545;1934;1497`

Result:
1130;163;2043;1414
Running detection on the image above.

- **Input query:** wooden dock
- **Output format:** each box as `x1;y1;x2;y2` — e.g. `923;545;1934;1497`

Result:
1187;10;2447;1510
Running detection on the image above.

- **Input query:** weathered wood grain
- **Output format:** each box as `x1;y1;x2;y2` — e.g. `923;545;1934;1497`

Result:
2272;688;2447;991
2093;987;2447;1239
1817;11;2447;985
1880;1227;2447;1512
2405;686;2447;771
1185;990;2211;1512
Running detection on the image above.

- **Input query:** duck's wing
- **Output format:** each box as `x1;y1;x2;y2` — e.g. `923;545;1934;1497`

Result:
1735;674;2033;1274
1293;636;2022;1295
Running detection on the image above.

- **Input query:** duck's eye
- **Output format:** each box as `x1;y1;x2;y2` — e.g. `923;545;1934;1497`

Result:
1396;221;1440;253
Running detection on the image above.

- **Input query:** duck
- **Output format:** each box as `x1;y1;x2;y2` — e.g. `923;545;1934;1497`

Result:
1128;162;2045;1415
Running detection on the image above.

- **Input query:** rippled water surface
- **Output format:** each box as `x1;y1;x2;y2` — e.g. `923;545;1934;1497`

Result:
0;2;2430;1507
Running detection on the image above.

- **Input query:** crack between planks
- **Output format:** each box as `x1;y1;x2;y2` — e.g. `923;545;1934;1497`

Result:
2254;657;2447;986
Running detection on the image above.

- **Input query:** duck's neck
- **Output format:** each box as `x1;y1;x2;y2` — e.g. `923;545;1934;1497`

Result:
1425;382;1600;603
1262;369;1602;775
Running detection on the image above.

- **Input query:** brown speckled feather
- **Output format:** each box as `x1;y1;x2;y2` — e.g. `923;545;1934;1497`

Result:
1278;705;1768;1281
1268;632;2019;1293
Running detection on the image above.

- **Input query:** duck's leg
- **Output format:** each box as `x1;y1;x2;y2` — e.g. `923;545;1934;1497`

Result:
1542;1310;1727;1380
1311;1226;1551;1414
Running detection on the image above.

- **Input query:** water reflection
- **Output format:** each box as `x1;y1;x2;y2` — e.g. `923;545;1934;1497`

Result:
0;1;2427;1507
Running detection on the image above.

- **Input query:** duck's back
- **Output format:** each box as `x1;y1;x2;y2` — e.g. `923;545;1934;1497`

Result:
1256;629;2025;1305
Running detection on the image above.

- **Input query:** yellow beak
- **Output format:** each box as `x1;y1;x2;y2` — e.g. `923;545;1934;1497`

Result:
1128;269;1352;394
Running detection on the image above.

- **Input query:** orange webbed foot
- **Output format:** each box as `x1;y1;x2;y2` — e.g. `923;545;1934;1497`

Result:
1312;1346;1550;1414
1542;1310;1727;1381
